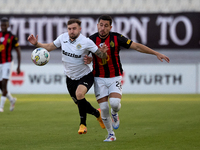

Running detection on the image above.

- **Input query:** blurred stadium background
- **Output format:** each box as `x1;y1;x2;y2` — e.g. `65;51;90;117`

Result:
0;0;200;14
0;0;199;64
0;0;199;94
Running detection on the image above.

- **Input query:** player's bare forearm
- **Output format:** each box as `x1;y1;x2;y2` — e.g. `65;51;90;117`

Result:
16;47;21;66
35;42;56;52
95;42;108;58
94;49;107;59
130;42;170;63
27;34;56;51
15;47;21;74
130;42;156;54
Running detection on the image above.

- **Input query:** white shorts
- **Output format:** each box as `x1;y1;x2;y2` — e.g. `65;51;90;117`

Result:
0;62;13;81
94;76;122;100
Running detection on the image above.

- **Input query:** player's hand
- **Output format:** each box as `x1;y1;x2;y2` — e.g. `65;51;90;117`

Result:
16;66;21;74
99;43;108;53
84;55;93;64
156;53;170;63
27;34;38;46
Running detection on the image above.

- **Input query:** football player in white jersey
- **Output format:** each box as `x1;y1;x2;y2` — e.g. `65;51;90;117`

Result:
28;18;108;135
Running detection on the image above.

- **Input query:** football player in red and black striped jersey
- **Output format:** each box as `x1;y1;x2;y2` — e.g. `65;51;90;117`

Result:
0;17;21;112
87;15;170;141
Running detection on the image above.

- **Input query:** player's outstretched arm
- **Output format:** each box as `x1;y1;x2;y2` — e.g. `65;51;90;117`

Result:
130;42;170;63
15;46;21;74
155;52;170;63
27;34;57;52
27;34;38;45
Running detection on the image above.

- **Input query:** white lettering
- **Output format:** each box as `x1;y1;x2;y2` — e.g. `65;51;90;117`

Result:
8;15;193;47
130;17;149;44
10;17;35;45
156;16;192;46
170;16;192;45
156;16;173;45
115;17;131;38
80;17;97;37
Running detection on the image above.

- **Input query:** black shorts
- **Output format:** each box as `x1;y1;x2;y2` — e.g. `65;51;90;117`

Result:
66;72;94;104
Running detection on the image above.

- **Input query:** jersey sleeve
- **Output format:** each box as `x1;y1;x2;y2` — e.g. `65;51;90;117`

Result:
53;34;62;48
86;38;98;53
12;36;19;48
117;33;132;49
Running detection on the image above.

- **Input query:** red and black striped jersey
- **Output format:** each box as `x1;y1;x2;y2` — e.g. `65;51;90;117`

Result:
0;31;19;64
89;32;132;78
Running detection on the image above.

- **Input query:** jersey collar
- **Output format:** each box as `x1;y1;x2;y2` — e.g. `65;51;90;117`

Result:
68;33;83;44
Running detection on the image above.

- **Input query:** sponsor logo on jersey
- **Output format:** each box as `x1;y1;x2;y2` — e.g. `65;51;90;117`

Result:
83;82;88;85
110;41;115;47
62;50;81;58
0;44;5;52
15;43;19;47
7;38;10;43
127;39;131;44
99;55;110;65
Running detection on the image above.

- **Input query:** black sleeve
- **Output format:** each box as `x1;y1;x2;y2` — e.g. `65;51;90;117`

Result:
116;32;132;49
12;35;20;48
89;33;97;41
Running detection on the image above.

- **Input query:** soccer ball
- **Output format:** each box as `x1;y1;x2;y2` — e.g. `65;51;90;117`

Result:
31;47;50;66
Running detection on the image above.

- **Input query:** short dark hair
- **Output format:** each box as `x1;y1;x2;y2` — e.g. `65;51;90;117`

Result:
98;15;112;25
67;18;81;26
1;17;9;23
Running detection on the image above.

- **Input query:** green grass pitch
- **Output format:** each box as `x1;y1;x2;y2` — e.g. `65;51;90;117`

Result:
0;94;200;150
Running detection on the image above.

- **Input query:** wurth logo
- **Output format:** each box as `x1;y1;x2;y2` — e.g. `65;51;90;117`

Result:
11;72;24;85
129;74;182;85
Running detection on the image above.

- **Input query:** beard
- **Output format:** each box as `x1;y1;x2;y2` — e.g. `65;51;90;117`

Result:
69;33;79;40
98;31;109;38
